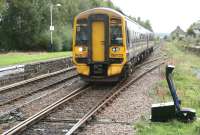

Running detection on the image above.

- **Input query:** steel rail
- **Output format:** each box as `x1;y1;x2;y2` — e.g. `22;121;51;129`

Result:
2;57;166;135
0;66;76;93
0;80;77;118
0;72;79;106
136;56;168;70
2;85;90;135
66;61;165;135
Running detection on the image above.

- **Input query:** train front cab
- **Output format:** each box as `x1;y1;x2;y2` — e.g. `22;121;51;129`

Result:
72;8;127;82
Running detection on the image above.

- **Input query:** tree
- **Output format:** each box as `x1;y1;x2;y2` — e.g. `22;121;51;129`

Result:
128;15;137;21
164;35;168;40
0;0;51;51
137;17;141;23
137;18;153;32
0;0;6;15
0;0;152;51
0;0;118;51
130;16;153;31
187;27;196;37
143;20;153;32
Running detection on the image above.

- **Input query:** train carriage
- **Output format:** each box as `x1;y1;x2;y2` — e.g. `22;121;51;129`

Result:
72;7;154;82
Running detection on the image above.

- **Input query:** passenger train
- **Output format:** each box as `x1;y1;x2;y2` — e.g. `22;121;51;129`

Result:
72;7;154;82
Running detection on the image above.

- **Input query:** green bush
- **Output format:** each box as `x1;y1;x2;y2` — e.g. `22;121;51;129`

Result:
52;34;63;51
0;0;152;52
63;25;72;51
36;31;50;51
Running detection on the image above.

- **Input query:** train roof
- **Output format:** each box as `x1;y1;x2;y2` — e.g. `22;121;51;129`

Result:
76;7;153;34
76;7;124;19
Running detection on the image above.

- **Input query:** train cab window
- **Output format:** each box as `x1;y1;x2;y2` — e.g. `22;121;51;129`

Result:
110;18;122;45
76;25;88;45
111;26;122;45
76;19;88;45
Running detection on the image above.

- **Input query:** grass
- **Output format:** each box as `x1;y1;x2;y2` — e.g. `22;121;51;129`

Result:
0;51;71;67
135;41;200;135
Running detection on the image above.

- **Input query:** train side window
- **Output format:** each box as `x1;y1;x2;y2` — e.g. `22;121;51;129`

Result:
111;26;123;45
134;32;137;42
137;33;139;42
126;29;130;45
141;34;143;41
132;31;135;43
135;33;137;42
76;25;88;45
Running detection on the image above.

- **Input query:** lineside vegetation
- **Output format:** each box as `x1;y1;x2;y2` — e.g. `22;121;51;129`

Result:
0;52;71;67
135;41;200;135
0;0;153;52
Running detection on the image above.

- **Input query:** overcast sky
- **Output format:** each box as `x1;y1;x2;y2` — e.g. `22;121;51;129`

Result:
111;0;200;33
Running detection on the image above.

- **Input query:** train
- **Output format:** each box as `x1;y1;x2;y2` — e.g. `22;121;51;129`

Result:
72;7;154;82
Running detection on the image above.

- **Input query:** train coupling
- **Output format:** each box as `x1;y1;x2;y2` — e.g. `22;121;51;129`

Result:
151;65;196;122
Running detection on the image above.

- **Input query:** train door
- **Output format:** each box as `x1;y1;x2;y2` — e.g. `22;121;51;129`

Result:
88;14;109;64
88;14;109;76
92;21;105;62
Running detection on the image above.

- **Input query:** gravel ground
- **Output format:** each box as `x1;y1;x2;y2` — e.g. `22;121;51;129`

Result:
21;85;114;135
0;45;165;135
79;65;163;135
20;61;163;135
0;69;77;107
0;76;79;116
0;77;85;134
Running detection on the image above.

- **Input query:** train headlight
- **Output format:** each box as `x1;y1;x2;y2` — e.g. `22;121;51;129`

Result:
79;47;83;52
112;47;120;52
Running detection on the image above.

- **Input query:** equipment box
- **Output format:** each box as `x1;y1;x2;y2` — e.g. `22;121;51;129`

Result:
151;102;176;122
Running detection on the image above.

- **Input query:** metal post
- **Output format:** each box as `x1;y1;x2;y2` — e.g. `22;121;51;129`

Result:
50;4;53;50
49;3;61;51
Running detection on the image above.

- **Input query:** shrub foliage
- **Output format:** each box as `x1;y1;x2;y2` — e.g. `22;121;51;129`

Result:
0;0;152;52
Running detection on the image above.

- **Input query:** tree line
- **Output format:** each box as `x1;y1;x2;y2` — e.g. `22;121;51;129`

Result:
0;0;153;52
128;16;153;32
187;22;200;38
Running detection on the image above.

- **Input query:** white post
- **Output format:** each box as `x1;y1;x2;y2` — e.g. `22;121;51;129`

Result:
49;3;61;51
50;4;53;46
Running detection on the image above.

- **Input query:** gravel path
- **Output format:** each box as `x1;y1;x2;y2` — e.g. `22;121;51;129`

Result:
79;68;162;135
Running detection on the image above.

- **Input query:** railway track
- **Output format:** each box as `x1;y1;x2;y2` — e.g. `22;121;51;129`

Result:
0;67;77;106
0;66;75;93
66;61;165;135
0;77;82;119
2;57;166;135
